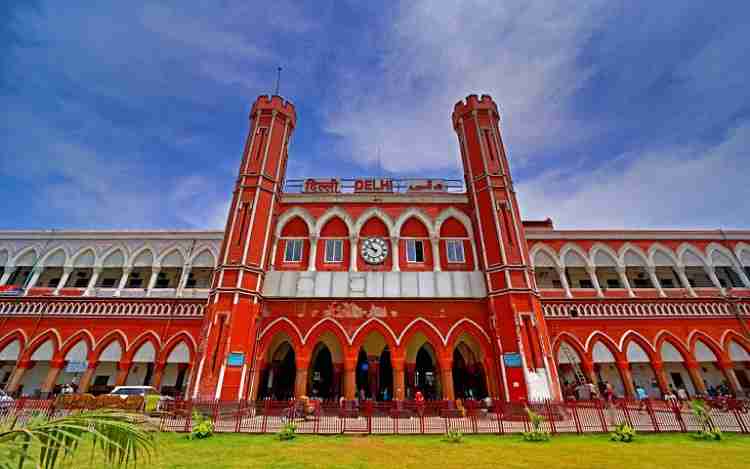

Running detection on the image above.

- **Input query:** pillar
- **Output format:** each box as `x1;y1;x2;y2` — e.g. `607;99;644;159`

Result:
440;367;455;401
41;359;65;395
151;362;166;391
674;266;697;297
647;266;666;297
391;237;400;272
115;361;132;386
685;360;707;395
54;267;74;295
248;359;265;401
617;266;635;298
556;267;572;298
483;356;499;398
6;360;33;394
332;363;343;398
146;267;161;296
586;266;604;297
581;360;597;385
77;361;98;394
616;360;635;398
24;266;43;292
308;236;318;271
114;267;132;297
431;237;441;272
349;236;359;272
176;265;192;297
84;267;102;296
343;356;356;400
392;354;405;400
651;361;669;397
0;269;12;285
405;363;416;399
294;357;309;398
718;360;742;395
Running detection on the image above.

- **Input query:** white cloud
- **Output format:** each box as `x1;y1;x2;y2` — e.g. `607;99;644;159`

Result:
517;121;750;229
324;0;608;173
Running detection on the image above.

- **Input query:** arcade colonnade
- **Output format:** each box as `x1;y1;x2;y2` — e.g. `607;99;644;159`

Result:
250;319;497;402
0;329;196;398
555;331;750;399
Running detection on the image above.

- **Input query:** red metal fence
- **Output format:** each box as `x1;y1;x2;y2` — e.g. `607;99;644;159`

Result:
2;397;747;435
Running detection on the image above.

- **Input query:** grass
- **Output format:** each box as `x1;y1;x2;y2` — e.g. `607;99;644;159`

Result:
70;432;750;469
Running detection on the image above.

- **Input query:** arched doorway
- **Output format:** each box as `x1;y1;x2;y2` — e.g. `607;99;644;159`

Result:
659;340;697;397
591;340;625;398
625;341;659;398
414;345;439;400
452;342;488;400
378;347;393;400
309;344;334;399
260;342;296;400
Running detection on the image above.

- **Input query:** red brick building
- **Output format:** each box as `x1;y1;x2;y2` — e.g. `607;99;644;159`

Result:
1;94;749;402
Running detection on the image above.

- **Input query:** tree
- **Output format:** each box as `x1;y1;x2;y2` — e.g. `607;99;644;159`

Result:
0;410;155;468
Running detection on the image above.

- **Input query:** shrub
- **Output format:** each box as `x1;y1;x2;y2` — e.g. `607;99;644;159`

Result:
690;400;722;441
522;407;550;442
144;395;161;413
278;421;297;441
188;411;214;440
610;422;636;442
444;429;463;443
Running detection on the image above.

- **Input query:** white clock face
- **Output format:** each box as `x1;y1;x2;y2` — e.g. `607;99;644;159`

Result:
361;237;389;264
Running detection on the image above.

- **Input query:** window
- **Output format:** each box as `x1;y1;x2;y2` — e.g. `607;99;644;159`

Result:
578;279;593;289
284;239;303;262
446;240;465;263
324;239;343;263
605;279;621;289
406;240;425;263
127;272;144;288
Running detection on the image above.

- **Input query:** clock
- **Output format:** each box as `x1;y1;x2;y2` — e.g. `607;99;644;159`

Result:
361;237;389;264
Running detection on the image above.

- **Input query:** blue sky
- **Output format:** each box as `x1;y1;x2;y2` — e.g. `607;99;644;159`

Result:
1;1;748;230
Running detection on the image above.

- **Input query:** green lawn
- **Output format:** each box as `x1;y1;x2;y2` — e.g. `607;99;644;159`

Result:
74;432;750;469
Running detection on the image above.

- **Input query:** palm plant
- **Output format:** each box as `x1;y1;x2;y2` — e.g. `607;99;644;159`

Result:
0;410;155;469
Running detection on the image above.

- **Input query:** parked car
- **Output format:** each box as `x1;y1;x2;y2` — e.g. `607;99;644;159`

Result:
109;386;173;410
0;389;14;410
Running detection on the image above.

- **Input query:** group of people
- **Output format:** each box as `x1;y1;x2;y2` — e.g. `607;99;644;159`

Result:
564;377;737;403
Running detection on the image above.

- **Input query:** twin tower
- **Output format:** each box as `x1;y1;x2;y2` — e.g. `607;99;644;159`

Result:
190;94;557;402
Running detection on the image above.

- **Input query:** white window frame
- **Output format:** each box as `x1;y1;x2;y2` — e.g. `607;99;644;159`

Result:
324;239;344;263
445;239;466;263
283;239;304;263
405;239;425;263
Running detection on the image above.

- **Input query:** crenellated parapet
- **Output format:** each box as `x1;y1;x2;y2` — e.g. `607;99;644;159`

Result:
251;94;296;126
452;94;499;127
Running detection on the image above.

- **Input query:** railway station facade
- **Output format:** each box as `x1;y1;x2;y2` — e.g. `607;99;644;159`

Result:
1;94;749;403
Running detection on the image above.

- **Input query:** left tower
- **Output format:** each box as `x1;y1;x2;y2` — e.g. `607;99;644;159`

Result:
191;95;296;400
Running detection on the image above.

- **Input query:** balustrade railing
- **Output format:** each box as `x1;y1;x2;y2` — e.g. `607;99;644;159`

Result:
543;297;750;319
0;296;205;318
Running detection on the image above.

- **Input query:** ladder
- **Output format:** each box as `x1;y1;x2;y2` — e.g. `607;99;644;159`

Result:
559;343;587;385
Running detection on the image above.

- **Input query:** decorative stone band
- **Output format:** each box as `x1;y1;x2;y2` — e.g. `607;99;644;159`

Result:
543;298;750;318
0;297;205;318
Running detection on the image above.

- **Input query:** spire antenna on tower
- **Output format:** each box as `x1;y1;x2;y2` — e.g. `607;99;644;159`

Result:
274;66;282;96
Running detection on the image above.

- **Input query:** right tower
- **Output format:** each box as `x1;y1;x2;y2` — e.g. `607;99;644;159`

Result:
452;94;561;401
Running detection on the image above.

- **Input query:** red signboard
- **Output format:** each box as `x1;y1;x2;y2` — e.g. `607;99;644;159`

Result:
354;178;393;193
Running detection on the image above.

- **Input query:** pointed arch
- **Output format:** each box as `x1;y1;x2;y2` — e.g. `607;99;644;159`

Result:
706;243;740;268
619;243;650;267
159;332;197;364
23;329;61;362
649;243;679;267
275;207;315;238
100;246;128;268
590;243;621;268
11;246;39;267
314;207;355;237
654;330;692;362
552;332;588;363
93;330;129;355
445;319;492;360
40;247;69;267
124;331;161;362
0;248;9;267
350;318;398;354
677;243;709;267
435;207;474;239
585;330;621;355
0;330;26;360
258;318;304;360
158;247;186;268
735;242;750;267
618;330;656;356
400;320;447;362
60;330;95;360
130;246;156;268
70;246;97;267
304;317;351;347
353;208;395;238
530;244;561;268
560;243;591;268
394;208;435;238
687;331;724;362
398;318;447;346
190;248;217;267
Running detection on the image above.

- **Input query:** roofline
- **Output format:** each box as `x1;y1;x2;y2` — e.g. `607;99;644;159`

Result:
525;228;750;241
0;230;223;240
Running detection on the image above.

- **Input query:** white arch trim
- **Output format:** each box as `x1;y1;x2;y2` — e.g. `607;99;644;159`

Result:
94;329;130;351
275;207;315;238
560;243;591;269
618;330;656;354
353;208;396;237
444;318;493;346
393;208;436;238
313;207;355;237
435;207;475;238
530;244;561;269
258;317;305;346
301;317;352;345
584;330;621;353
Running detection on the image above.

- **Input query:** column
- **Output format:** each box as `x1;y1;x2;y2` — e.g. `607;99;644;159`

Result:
331;363;343;398
482;356;499;398
41;359;65;395
431;237;441;272
651;361;669;397
248;359;265;401
268;237;279;271
405;363;416;399
581;360;598;385
294;357;310;398
0;269;12;286
5;360;33;394
308;236;318;271
391;237;400;272
556;267;573;298
586;266;604;297
647;266;666;298
77;361;98;394
146;267;161;297
674;266;697;297
343;356;356;400
151;362;167;391
54;267;74;295
23;266;43;293
115;361;132;386
349;236;359;272
617;266;635;298
736;268;750;288
718;360;742;396
685;360;707;395
707;267;724;292
616;360;635;398
176;265;192;297
392;356;405;400
115;267;132;297
440;366;455;401
84;267;102;296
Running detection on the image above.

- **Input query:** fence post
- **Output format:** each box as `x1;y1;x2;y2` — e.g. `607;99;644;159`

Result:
596;399;608;432
645;400;660;432
545;400;556;435
620;400;633;427
670;400;686;432
570;402;582;435
261;400;269;433
184;401;193;433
